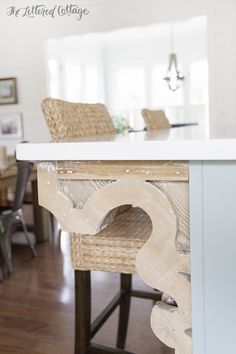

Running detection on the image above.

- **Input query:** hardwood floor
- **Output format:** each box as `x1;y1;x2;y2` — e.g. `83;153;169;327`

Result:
0;232;173;354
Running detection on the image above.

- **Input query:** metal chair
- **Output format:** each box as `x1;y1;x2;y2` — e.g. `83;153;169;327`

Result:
42;98;161;354
0;160;36;275
141;108;171;131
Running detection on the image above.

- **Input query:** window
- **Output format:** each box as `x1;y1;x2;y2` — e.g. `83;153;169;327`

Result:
48;59;60;98
84;66;102;103
56;62;102;103
189;59;208;104
64;61;82;102
113;66;145;128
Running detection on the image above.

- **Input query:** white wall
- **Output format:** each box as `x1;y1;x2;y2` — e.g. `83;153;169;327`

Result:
0;0;235;152
207;0;236;135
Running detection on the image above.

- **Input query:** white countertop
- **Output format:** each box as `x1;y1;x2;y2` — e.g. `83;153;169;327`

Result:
16;125;236;161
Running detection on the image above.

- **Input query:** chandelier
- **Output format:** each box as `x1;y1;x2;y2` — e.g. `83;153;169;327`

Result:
163;25;184;91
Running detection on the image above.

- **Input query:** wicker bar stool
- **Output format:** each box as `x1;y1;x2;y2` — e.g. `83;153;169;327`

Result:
41;98;161;354
141;108;171;131
41;98;116;141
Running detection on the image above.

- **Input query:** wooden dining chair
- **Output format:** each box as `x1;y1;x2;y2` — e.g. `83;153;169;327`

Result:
41;98;162;354
141;108;171;131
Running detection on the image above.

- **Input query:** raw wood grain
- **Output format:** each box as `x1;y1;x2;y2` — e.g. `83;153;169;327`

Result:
56;161;189;181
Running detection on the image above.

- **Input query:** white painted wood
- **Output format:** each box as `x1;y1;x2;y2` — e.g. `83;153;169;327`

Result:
16;126;236;161
202;161;236;354
190;161;236;354
189;161;205;354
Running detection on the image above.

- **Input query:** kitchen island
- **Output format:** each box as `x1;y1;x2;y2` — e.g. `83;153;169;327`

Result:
17;125;236;354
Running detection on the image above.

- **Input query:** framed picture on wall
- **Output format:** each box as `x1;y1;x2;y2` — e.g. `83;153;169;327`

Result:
0;113;23;139
0;77;17;104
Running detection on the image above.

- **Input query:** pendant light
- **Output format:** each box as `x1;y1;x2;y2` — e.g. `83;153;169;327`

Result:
163;24;184;91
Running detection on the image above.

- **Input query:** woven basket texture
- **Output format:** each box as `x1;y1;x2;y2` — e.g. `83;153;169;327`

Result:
41;98;116;140
41;98;151;274
141;108;171;131
71;207;152;273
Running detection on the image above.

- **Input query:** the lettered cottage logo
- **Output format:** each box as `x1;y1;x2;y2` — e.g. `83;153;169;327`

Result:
6;4;89;21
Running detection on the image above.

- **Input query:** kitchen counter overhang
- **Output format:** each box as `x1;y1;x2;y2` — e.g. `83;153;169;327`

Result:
16;126;236;161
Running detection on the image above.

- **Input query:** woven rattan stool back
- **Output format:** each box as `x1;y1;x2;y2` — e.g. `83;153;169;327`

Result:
141;108;171;131
41;98;116;140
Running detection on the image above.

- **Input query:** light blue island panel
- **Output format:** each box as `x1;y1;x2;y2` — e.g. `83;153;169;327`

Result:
190;161;236;354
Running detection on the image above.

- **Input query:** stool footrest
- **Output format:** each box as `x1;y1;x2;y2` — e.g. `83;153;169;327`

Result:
131;289;162;301
91;343;136;354
90;288;162;339
90;291;123;338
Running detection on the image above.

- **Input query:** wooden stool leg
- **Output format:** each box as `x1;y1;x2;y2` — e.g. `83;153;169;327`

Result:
116;273;132;349
74;270;91;354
